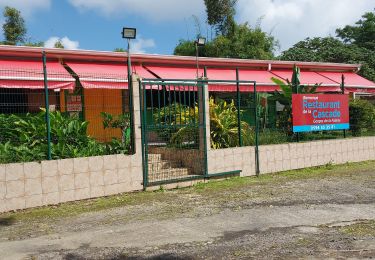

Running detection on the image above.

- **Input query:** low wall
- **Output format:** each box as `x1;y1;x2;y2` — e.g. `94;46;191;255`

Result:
0;154;143;213
149;147;203;175
207;136;375;176
207;146;256;177
1;136;375;213
258;137;375;174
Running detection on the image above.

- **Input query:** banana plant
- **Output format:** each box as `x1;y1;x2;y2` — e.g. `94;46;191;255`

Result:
269;65;319;134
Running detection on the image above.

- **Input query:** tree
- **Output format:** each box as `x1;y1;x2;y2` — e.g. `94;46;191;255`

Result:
204;0;237;36
174;0;277;60
336;11;375;50
2;6;27;45
23;41;44;47
113;48;126;52
280;37;375;82
280;10;375;82
54;40;64;49
174;23;277;59
280;37;355;63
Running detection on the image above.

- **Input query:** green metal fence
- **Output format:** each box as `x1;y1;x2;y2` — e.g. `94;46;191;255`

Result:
139;77;261;186
0;53;134;164
139;79;208;186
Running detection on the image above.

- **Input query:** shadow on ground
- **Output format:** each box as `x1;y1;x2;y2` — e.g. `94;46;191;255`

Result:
0;216;15;226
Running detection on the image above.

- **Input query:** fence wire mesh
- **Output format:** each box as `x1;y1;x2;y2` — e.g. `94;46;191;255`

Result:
0;62;132;164
208;84;375;149
140;81;206;185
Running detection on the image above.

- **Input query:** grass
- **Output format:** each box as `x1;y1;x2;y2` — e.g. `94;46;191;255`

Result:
0;160;374;224
193;160;374;192
339;220;375;236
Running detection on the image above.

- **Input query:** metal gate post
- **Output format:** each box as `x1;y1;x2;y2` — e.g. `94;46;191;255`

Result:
341;74;347;138
236;68;242;147
254;82;260;176
138;80;148;189
42;51;52;160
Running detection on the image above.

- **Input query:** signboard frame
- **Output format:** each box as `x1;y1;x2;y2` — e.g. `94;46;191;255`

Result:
292;94;349;133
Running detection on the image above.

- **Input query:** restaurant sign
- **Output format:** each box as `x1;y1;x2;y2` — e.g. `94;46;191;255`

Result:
292;94;349;132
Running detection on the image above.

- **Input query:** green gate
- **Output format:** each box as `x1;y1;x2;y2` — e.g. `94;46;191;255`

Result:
139;79;208;187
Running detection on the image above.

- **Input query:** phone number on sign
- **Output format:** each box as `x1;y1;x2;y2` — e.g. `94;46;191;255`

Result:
310;125;337;131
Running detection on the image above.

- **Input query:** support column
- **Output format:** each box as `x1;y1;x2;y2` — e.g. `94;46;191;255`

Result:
131;74;142;156
198;79;210;176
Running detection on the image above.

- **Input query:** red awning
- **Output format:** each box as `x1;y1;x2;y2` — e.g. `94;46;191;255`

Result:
144;66;282;92
270;70;341;92
317;71;375;89
66;62;155;89
0;59;75;89
206;68;282;92
143;65;203;80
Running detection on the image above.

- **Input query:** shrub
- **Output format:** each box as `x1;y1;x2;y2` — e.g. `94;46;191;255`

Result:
153;98;254;149
210;98;252;149
0;110;130;164
349;99;375;136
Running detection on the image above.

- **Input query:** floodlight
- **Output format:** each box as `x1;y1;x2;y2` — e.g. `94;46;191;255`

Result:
195;37;206;46
122;27;137;39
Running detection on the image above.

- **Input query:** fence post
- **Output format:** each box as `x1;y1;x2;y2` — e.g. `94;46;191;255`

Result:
42;51;52;160
254;82;260;176
127;39;135;154
236;68;242;147
341;74;347;138
201;68;209;177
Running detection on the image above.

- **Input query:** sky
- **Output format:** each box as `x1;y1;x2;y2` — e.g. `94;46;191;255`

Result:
0;0;373;55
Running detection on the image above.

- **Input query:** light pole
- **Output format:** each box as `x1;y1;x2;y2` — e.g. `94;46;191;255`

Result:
122;27;136;84
122;27;136;153
195;37;206;79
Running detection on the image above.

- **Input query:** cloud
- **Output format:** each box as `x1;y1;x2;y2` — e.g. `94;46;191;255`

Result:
0;0;51;17
129;36;156;53
68;0;205;21
236;0;375;52
45;36;80;49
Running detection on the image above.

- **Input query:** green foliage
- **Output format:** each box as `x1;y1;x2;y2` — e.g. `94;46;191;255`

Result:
174;23;277;59
257;129;288;145
209;98;252;149
152;98;252;149
152;103;195;142
54;40;64;49
23;41;44;47
0;111;130;164
269;66;318;133
114;48;126;52
173;40;196;56
280;10;375;82
336;11;375;50
101;112;131;149
349;99;375;136
101;112;130;132
204;0;237;36
2;6;27;45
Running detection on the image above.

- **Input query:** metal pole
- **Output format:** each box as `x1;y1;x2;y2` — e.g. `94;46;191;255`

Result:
203;67;208;177
296;82;300;142
42;51;52;160
254;82;260;176
341;74;346;138
140;81;148;189
236;68;242;147
127;39;135;154
195;42;199;79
